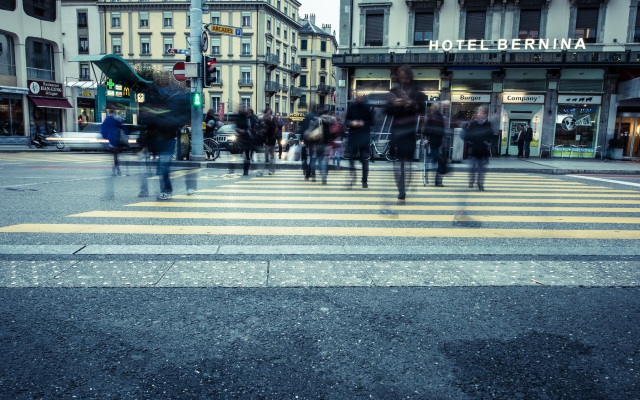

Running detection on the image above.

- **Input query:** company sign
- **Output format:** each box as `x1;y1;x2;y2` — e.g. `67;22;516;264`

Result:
502;93;544;104
451;94;491;103
28;80;63;98
557;95;601;105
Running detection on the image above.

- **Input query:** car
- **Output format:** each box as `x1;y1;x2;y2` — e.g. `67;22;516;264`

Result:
213;123;239;153
61;122;143;151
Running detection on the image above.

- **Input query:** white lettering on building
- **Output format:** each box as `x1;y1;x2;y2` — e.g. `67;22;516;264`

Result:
427;38;586;52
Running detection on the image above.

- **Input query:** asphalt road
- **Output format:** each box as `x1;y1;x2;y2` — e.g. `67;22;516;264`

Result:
0;152;639;399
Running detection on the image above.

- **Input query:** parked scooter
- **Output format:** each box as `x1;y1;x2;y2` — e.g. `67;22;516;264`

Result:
31;130;65;149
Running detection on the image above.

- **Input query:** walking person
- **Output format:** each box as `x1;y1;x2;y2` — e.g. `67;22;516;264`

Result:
274;112;286;159
100;109;128;176
385;65;428;200
425;102;446;187
260;108;277;175
464;106;493;191
298;105;319;180
345;94;373;188
517;124;525;158
330;116;345;168
523;122;533;158
235;106;259;176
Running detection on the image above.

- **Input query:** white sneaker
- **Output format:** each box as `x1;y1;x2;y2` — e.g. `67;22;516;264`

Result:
186;189;195;195
157;192;172;200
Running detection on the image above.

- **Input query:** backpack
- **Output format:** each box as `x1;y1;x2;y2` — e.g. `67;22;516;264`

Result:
303;117;323;142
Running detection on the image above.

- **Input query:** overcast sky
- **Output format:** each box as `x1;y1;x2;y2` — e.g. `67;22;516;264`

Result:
299;0;341;41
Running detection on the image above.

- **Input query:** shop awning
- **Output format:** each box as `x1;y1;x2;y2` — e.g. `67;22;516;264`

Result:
69;54;153;87
29;96;74;109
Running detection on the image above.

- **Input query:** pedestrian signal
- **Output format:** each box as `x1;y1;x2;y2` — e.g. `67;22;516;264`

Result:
192;92;202;107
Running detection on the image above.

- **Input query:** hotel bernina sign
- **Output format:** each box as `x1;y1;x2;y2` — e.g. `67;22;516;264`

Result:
426;38;587;52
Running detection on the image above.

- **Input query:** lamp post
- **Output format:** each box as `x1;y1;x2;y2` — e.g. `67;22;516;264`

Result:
189;0;204;160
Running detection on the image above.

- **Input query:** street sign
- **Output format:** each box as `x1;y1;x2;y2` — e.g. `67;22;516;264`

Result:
172;62;187;82
289;112;305;122
204;24;243;36
201;31;208;53
166;48;190;55
136;93;145;103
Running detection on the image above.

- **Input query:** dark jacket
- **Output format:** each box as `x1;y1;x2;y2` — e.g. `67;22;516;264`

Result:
464;119;493;159
426;110;446;148
260;116;277;146
235;112;259;150
204;113;217;137
523;127;533;143
346;101;373;149
385;84;427;159
274;117;285;138
100;114;127;148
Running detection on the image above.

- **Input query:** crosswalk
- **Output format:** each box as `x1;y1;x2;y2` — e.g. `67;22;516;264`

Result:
0;152;112;165
1;170;640;240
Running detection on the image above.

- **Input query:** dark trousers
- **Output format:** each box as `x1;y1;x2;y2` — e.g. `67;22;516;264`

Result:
517;141;524;157
429;143;443;185
524;141;531;158
348;144;370;184
277;137;283;158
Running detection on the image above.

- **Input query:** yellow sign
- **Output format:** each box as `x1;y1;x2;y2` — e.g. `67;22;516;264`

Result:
289;112;305;121
205;24;243;36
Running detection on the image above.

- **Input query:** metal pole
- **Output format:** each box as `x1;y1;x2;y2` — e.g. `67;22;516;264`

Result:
189;0;204;159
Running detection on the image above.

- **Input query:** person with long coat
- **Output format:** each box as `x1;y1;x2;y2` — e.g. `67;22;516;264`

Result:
464;107;494;191
385;65;428;200
426;102;446;187
345;94;373;188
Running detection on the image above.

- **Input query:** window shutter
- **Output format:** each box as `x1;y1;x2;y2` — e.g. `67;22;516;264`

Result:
415;12;434;31
519;9;541;31
465;11;486;40
576;8;599;29
365;12;384;45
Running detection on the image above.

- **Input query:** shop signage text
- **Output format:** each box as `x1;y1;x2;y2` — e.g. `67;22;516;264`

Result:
451;94;491;103
502;94;545;104
427;38;586;52
557;95;601;105
28;80;63;98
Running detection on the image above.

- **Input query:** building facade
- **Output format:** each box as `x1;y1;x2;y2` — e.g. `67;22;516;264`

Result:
297;14;338;114
0;0;72;145
334;0;640;160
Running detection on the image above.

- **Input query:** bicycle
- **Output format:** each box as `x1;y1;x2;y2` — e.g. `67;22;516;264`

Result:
342;138;397;162
203;137;220;160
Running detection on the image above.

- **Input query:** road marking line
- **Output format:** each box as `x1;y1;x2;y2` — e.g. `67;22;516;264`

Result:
2;223;639;239
569;174;640;188
72;210;640;224
203;189;636;196
126;202;640;212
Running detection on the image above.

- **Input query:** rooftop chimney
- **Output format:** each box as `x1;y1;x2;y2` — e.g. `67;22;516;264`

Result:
310;13;315;26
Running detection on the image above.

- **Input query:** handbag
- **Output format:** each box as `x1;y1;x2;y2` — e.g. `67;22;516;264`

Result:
303;119;323;142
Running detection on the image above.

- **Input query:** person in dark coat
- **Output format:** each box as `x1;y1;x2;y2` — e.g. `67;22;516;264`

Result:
100;110;128;176
260;108;277;174
385;65;428;200
523;122;533;158
298;106;318;180
346;94;373;188
204;108;217;138
517;124;525;158
463;106;493;191
235;106;259;176
426;102;446;187
274;112;286;159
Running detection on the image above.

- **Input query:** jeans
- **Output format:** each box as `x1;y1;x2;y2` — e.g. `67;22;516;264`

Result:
348;144;370;184
158;152;173;194
429;143;443;185
265;144;276;173
469;156;487;189
524;141;531;157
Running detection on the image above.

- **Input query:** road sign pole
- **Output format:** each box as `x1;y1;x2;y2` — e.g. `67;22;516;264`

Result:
189;0;204;160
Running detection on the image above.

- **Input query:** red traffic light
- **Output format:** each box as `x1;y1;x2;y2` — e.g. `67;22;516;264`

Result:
203;56;217;87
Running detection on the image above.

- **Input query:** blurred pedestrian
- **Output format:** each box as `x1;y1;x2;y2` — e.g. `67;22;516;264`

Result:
517;124;525;158
204;108;217;139
298;105;319;180
100;109;128;176
274;112;286;159
426;102;446;187
260;108;277;175
346;94;373;188
330;116;345;168
523;122;533;158
385;65;427;200
235;106;259;176
463;106;493;191
313;111;334;184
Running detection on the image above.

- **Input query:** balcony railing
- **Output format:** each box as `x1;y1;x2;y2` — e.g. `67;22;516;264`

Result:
265;54;279;69
317;84;332;94
281;85;288;93
265;81;280;93
290;63;302;76
238;79;253;87
0;63;17;76
289;87;302;98
27;67;54;80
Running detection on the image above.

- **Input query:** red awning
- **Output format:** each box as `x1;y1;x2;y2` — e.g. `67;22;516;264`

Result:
29;96;73;109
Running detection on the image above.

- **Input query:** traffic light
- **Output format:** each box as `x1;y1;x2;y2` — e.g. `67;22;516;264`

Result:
192;92;202;107
203;55;217;87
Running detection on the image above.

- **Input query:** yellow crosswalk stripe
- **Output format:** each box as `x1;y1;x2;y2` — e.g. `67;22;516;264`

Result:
126;202;640;213
1;223;638;239
72;210;640;224
198;189;640;197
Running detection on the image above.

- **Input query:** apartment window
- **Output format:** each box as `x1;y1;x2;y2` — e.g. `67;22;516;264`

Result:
277;0;281;9
465;10;486;40
241;38;251;55
321;41;327;52
282;76;287;89
319;95;326;108
300;39;308;50
0;0;16;11
163;37;173;54
26;39;54;80
284;5;288;15
211;12;220;25
211;38;221;55
320;59;326;69
300;94;307;106
519;9;541;39
284;50;288;64
80;63;90;80
140;38;150;55
292;32;296;43
140;12;149;28
635;8;640;42
284;28;288;40
163;12;173;28
277;22;281;36
241;97;251;109
78;37;89;53
111;37;122;54
242;12;251;27
365;11;384;46
77;10;88;28
211;96;221;113
575;7;598;43
275;100;280;114
111;12;121;28
24;0;56;21
241;67;251;83
414;12;433;45
300;74;307;87
267;19;271;31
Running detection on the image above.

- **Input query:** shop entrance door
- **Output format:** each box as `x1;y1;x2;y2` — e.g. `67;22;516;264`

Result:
507;119;529;156
614;114;640;159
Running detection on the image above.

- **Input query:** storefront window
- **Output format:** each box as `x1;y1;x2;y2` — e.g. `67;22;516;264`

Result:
554;104;599;155
29;102;61;137
0;96;24;136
